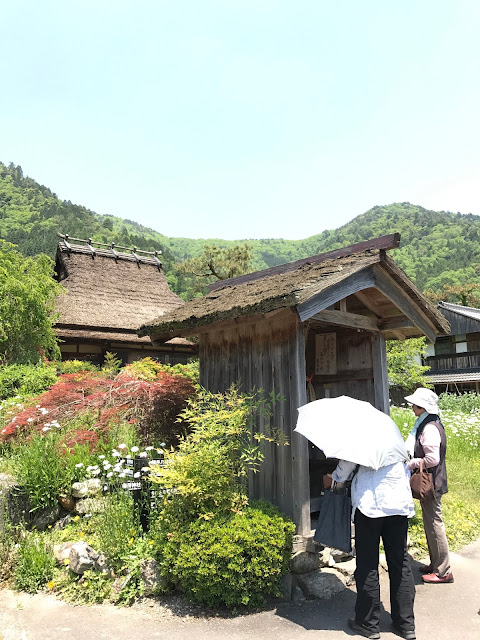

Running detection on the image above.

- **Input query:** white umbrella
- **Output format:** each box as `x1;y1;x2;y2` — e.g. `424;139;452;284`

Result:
295;395;408;471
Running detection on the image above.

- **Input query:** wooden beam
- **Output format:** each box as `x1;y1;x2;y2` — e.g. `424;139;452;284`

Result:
354;290;381;317
311;309;379;331
209;233;401;292
297;267;376;322
314;368;374;383
391;330;406;340
373;266;438;343
339;298;347;312
379;316;415;331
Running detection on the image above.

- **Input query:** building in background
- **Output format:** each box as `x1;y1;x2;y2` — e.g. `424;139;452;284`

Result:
54;235;197;365
424;301;480;393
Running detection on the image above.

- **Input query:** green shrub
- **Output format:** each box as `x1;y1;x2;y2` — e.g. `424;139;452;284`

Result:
0;363;58;400
13;532;55;593
150;386;285;520
57;360;99;374
161;500;294;608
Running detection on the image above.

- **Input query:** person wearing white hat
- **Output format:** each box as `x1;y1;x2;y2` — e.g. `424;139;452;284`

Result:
404;387;453;584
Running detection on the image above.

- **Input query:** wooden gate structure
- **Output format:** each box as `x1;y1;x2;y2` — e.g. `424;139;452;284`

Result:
139;235;449;535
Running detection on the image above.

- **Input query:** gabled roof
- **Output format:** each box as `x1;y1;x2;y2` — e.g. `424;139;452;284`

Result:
55;239;185;344
139;243;449;344
437;301;480;336
438;301;480;322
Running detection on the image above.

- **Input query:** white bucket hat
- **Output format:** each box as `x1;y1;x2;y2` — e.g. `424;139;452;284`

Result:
404;387;439;415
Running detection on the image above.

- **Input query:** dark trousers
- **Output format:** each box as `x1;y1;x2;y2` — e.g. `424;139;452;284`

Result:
354;509;415;634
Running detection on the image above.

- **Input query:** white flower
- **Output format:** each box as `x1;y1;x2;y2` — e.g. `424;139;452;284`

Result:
145;446;154;451
133;472;141;478
106;472;113;478
131;446;139;453
42;427;51;432
98;455;105;459
118;443;127;449
75;463;84;468
27;418;34;423
91;469;100;475
138;451;148;458
112;450;121;457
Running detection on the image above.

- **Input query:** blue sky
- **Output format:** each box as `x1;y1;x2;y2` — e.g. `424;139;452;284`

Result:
2;1;480;240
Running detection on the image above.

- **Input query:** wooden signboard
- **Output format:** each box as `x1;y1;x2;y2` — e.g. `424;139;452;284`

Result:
315;333;337;375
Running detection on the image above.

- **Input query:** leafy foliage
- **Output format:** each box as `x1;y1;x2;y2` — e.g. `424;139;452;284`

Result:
161;501;294;607
13;532;55;593
3;163;480;300
151;386;286;520
386;337;432;392
1;364;195;448
0;363;58;400
0;240;62;364
177;243;253;295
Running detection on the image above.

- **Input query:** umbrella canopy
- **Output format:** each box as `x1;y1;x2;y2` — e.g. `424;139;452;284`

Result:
295;396;408;471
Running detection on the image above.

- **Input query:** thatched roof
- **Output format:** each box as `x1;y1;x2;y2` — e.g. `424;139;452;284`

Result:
55;240;185;345
139;247;449;343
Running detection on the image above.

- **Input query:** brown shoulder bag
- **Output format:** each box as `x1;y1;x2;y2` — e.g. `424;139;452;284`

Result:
410;459;435;501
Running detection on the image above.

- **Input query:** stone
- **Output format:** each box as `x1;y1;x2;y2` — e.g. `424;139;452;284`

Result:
306;537;324;554
75;497;106;515
53;514;72;530
292;534;307;553
0;477;32;528
31;504;61;531
291;585;306;602
319;547;336;567
71;479;102;499
332;557;356;585
291;550;321;574
69;541;98;574
53;541;76;565
94;553;114;578
280;573;293;602
296;568;347;600
140;558;167;595
58;494;75;511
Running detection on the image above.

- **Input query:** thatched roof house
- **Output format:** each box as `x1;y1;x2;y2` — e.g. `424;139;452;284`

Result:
139;234;449;537
55;236;196;365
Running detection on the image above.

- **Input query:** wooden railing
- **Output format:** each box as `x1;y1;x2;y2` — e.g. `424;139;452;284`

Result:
425;351;480;372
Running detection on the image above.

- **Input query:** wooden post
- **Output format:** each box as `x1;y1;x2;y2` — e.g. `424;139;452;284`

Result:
290;322;310;536
372;333;390;414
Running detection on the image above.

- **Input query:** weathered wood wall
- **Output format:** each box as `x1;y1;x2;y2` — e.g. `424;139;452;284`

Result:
198;308;310;534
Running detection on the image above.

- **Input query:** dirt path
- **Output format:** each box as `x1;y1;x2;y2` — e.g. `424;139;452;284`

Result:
1;540;479;640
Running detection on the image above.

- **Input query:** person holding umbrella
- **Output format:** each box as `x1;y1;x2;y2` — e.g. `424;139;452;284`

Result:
296;396;416;640
404;387;453;584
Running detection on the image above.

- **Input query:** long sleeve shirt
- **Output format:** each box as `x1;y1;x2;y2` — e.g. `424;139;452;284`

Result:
406;411;441;470
332;459;414;519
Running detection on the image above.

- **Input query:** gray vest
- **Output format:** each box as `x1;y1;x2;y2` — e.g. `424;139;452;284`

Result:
414;414;448;496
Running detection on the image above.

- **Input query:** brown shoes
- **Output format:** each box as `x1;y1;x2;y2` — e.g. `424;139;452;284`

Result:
422;572;454;584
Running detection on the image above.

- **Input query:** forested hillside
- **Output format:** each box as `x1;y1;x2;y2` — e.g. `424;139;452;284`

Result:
1;162;479;299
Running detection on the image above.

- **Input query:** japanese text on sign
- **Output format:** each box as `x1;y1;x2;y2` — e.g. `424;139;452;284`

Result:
315;333;337;375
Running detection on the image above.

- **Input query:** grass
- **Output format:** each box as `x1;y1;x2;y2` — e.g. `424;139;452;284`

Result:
391;406;480;553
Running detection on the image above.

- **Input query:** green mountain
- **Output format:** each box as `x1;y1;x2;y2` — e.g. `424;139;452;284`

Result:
1;161;479;298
